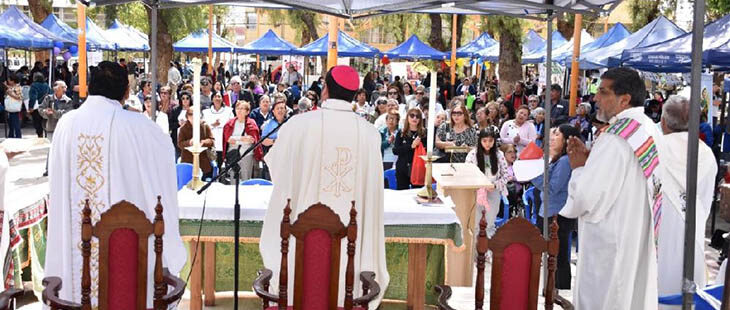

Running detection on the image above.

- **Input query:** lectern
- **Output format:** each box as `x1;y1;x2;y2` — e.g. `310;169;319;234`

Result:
432;162;494;286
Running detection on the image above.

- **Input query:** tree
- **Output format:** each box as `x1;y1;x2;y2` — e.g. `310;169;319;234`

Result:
262;9;320;45
628;0;661;32
555;12;600;39
428;14;446;51
27;0;51;60
483;16;523;96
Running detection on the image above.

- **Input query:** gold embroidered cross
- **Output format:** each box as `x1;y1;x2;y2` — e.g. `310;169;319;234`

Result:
322;147;354;197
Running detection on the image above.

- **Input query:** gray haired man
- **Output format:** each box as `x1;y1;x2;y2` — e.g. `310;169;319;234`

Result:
39;80;73;138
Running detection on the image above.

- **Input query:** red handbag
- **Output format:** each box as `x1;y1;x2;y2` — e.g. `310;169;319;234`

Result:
410;142;426;186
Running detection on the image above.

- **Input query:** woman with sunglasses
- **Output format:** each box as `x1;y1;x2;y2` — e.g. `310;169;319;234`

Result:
435;103;478;163
393;108;427;189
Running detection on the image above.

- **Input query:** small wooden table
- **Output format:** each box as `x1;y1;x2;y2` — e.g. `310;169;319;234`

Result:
432;163;493;287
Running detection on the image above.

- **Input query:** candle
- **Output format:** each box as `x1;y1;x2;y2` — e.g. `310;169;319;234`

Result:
427;70;437;155
191;58;202;148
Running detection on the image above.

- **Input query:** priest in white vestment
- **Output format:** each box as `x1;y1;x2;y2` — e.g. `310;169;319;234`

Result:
656;95;717;308
260;66;389;308
560;68;663;310
44;62;187;308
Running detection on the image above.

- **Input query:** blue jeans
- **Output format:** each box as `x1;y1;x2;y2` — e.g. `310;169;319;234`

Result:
7;112;21;138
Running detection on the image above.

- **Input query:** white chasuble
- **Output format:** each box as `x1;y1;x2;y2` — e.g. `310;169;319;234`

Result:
657;132;717;308
260;98;389;308
45;96;187;308
560;107;663;310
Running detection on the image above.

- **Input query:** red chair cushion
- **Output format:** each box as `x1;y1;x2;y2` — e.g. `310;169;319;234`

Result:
108;228;139;310
301;229;332;310
499;243;531;310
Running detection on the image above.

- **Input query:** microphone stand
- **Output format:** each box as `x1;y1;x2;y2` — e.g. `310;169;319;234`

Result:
196;115;289;309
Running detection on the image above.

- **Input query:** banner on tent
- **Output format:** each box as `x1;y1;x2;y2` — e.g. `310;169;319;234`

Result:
538;63;565;89
701;73;713;125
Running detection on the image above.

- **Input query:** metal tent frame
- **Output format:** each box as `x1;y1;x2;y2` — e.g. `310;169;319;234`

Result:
82;0;708;308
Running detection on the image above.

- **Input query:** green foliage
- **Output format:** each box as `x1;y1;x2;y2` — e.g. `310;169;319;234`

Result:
368;13;430;43
114;3;227;42
628;0;661;32
708;0;730;19
262;9;320;44
481;15;522;59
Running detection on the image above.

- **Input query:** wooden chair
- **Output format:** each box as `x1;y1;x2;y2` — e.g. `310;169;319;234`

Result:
42;198;186;310
435;211;564;310
253;200;380;310
0;288;23;310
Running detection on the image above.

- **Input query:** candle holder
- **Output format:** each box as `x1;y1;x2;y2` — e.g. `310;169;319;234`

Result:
185;145;206;190
417;153;441;200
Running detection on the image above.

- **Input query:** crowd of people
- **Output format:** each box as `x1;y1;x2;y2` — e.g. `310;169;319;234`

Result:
4;54;728;308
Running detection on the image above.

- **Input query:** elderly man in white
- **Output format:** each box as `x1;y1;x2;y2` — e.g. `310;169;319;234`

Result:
656;95;717;309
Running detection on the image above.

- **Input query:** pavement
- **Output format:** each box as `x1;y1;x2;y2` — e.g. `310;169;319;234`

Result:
4;126;727;309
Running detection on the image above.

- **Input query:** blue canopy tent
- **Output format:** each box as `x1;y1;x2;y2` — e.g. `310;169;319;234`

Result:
456;32;497;58
107;19;149;51
579;16;685;69
237;29;296;55
173;29;237;53
553;22;631;64
621;13;730;72
384;35;446;60
523;29;546;55
293;30;380;57
523;29;592;64
0;6;71;50
40;15;116;51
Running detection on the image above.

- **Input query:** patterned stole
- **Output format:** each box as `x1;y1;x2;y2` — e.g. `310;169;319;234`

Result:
604;118;663;248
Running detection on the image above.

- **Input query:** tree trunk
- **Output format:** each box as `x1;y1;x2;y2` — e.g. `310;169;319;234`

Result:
28;0;51;62
497;29;522;96
428;14;445;51
299;12;318;44
147;8;172;85
557;15;574;40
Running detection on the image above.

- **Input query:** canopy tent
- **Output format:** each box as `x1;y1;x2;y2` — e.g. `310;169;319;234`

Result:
237;29;297;55
456;32;498;58
621;13;730;72
523;29;546;55
40;15;116;51
579;16;685;69
293;30;380;57
0;6;71;50
173;29;237;53
107;19;150;51
528;30;568;55
522;29;593;64
126;24;149;42
553;22;631;64
384;35;447;60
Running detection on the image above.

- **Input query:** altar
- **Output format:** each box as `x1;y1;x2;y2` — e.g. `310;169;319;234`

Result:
177;184;464;310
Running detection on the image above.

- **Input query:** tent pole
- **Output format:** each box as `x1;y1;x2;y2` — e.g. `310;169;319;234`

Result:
450;14;457;96
327;16;338;70
48;49;53;87
543;10;553;291
150;3;158;121
682;0;705;307
77;3;87;98
568;14;582;117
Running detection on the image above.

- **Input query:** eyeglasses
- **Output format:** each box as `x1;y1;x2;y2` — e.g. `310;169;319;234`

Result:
451;111;464;116
388;91;399;96
416;92;424;95
408;114;421;119
181;97;190;100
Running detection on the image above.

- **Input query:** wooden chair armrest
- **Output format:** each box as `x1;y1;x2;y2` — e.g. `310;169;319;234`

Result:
555;293;574;310
161;268;186;305
434;285;456;310
353;271;380;306
0;287;23;310
41;277;81;310
253;269;279;303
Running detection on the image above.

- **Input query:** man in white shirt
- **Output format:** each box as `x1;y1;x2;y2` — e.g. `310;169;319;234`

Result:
656;95;717;309
281;63;302;86
167;61;182;100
